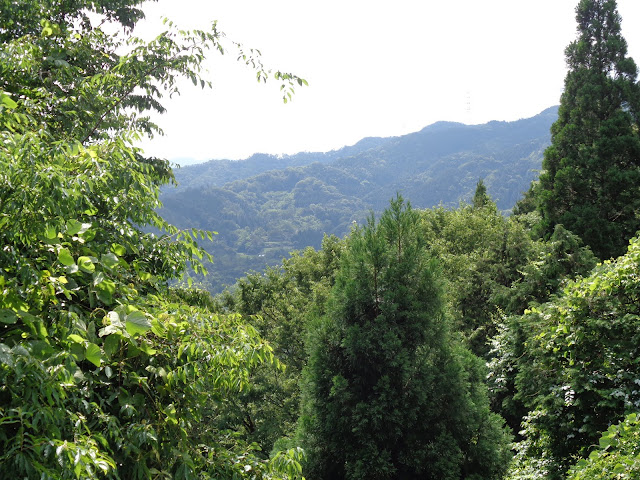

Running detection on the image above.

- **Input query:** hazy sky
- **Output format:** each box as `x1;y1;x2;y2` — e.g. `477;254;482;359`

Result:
134;0;640;164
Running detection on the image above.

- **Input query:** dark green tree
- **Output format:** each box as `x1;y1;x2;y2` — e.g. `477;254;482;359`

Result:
299;196;511;480
472;179;490;209
537;0;640;260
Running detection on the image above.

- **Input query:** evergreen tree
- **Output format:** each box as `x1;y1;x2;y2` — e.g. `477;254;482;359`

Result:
299;196;511;480
537;0;640;260
472;179;490;209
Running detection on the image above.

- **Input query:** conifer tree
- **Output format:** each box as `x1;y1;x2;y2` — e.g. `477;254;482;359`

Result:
537;0;640;260
299;196;511;480
472;178;490;209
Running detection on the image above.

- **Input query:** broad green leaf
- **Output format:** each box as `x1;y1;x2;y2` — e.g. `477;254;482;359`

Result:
103;334;120;358
93;271;105;286
44;224;58;240
598;436;612;448
77;256;95;273
139;271;152;281
101;252;119;268
111;243;126;256
0;309;18;324
68;334;85;344
0;93;17;109
0;344;13;366
58;248;75;266
65;263;79;274
126;311;151;336
139;343;157;356
66;219;82;236
85;342;102;367
104;311;123;327
98;324;120;337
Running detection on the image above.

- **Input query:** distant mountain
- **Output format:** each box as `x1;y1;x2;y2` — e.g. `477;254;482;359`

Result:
160;106;558;292
166;135;394;193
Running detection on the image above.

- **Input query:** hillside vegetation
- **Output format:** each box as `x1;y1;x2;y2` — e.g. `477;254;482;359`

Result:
160;107;557;291
2;0;640;479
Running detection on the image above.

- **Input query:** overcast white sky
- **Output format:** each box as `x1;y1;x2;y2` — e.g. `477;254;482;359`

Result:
134;0;640;164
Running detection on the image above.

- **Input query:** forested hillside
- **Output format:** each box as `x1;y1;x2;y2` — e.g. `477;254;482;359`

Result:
3;0;640;479
160;107;557;291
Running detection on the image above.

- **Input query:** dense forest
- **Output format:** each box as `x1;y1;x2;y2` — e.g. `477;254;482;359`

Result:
2;1;640;480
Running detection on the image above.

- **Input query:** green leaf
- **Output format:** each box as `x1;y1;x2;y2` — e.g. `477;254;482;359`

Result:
111;243;127;256
85;342;102;367
93;271;105;286
103;334;120;358
65;264;79;274
139;343;157;356
0;344;13;366
0;93;17;109
101;252;119;268
77;256;95;273
66;219;89;236
68;334;85;344
44;224;58;240
599;436;612;448
126;311;151;336
58;248;75;266
0;309;18;324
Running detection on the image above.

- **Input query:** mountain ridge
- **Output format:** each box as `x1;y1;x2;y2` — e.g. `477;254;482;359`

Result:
160;106;558;291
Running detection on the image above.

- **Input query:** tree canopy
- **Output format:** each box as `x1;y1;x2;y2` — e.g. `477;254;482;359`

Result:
299;196;511;480
0;1;306;478
536;0;640;260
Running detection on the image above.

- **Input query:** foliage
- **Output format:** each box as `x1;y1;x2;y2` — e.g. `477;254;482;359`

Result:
299;196;511;480
472;179;491;209
567;413;640;480
211;235;345;456
536;0;640;260
419;199;536;358
159;109;556;292
507;235;640;479
0;1;306;478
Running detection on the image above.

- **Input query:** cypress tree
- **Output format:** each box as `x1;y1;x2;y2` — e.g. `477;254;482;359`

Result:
472;179;490;209
299;196;511;480
537;0;640;260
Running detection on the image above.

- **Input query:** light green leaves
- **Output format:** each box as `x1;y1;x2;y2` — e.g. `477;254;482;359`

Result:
66;219;91;236
0;92;17;109
77;256;95;273
125;310;152;336
85;343;102;367
67;334;102;367
58;248;75;266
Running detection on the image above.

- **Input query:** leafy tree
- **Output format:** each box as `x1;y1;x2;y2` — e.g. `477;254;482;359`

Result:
488;224;597;435
567;413;640;480
0;1;306;478
536;0;640;260
299;196;511;480
507;235;640;479
212;235;345;455
419;199;536;358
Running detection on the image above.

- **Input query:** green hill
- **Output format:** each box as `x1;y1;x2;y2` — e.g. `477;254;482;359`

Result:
159;106;557;291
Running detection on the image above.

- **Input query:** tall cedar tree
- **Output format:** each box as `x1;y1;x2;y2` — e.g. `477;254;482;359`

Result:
537;0;640;260
300;196;511;480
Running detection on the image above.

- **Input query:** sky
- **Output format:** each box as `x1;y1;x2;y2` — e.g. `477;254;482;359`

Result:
134;0;640;164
